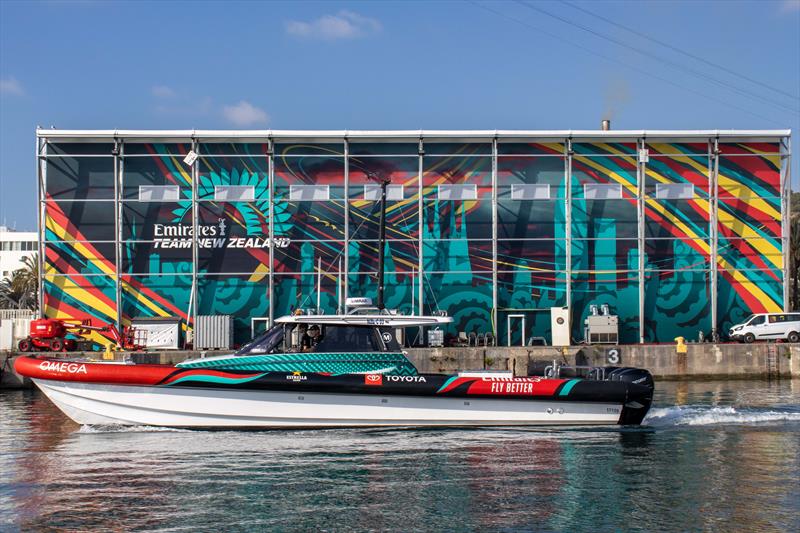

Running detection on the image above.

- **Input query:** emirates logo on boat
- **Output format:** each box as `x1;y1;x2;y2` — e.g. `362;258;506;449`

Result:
364;374;383;386
286;372;307;382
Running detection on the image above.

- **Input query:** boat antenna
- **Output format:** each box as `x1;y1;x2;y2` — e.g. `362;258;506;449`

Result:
366;171;391;311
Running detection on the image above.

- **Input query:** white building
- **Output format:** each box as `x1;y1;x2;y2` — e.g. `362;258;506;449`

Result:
0;226;38;280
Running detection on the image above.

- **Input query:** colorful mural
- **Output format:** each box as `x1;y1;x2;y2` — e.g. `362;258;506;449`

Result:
41;137;786;346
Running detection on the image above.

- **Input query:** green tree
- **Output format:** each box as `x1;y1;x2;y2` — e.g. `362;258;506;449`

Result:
0;254;39;311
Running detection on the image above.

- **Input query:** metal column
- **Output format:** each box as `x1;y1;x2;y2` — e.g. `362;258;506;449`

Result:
565;138;573;319
637;138;646;343
418;138;424;316
36;134;46;315
114;138;123;331
780;136;791;311
710;138;719;340
491;137;498;338
190;138;199;336
343;138;350;309
267;137;275;327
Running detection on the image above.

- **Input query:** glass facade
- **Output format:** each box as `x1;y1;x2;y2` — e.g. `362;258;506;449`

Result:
37;132;790;346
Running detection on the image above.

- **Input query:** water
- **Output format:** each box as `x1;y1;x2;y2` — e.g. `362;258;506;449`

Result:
2;380;799;532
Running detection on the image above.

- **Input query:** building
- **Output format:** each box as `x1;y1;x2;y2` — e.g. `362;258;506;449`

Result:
35;129;791;345
0;226;38;280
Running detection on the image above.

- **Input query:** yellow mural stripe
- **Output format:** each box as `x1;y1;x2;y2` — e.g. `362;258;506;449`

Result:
119;279;173;318
647;143;780;222
352;241;418;271
718;261;782;312
249;263;269;283
647;153;780;248
49;276;117;322
586;145;780;269
169;154;193;185
692;198;782;269
45;217;116;276
45;216;179;321
737;143;781;167
540;143;566;154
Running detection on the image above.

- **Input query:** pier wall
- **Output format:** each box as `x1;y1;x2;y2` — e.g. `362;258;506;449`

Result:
409;344;800;379
2;344;799;390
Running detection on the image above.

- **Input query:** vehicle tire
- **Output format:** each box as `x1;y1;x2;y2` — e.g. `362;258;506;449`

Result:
18;338;31;352
788;331;800;343
743;333;756;344
50;338;64;351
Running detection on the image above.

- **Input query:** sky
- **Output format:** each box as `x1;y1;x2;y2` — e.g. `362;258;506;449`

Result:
0;0;798;231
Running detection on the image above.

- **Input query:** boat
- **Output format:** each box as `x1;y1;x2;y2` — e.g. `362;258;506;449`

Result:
14;175;654;428
14;307;654;427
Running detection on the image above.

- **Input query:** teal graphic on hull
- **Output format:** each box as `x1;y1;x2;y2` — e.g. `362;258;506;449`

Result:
177;352;418;376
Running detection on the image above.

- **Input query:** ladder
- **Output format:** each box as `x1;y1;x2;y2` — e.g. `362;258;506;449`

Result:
766;345;779;380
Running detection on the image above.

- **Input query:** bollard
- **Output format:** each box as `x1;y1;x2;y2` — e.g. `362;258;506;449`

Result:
675;336;687;354
103;342;115;360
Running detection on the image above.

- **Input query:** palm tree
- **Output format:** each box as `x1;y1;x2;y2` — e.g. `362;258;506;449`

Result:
0;254;39;311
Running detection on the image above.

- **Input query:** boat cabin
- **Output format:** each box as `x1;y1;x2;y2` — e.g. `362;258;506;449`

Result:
236;321;397;355
236;313;452;356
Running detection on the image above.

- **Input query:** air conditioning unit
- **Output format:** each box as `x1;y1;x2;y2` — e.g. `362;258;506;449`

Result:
584;313;619;344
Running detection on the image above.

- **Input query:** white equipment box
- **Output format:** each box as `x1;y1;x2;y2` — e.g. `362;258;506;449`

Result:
550;307;570;347
131;317;182;350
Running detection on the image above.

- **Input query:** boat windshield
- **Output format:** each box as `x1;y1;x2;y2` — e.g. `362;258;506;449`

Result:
314;325;383;353
235;325;284;356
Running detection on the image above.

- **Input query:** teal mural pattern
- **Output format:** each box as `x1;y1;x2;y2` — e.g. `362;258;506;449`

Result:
42;139;784;346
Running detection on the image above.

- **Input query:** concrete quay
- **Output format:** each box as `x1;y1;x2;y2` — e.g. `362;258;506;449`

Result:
2;343;799;390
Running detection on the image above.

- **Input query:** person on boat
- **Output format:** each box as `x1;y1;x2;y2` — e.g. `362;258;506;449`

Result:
301;325;323;351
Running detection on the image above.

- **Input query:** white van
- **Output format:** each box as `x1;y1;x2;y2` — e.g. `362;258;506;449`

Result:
728;313;800;343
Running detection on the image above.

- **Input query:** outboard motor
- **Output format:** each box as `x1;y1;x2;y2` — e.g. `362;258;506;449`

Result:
602;367;655;425
603;367;655;391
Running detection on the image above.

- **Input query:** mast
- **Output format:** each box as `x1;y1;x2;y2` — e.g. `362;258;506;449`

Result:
376;176;389;311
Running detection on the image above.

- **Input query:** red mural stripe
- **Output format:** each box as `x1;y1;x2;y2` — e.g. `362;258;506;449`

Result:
145;145;183;186
658;158;709;190
716;227;779;280
718;199;779;236
46;204;186;318
44;247;118;312
45;203;118;274
119;276;187;319
718;269;768;313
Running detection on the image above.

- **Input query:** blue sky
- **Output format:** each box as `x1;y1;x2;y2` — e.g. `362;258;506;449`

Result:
1;0;798;231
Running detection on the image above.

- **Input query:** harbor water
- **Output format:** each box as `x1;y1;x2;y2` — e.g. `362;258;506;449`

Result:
2;380;799;532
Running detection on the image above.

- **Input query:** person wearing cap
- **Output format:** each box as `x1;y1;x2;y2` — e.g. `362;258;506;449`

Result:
301;325;322;351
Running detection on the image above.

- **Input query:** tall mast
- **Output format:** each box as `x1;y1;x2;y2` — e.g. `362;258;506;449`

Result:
376;177;388;311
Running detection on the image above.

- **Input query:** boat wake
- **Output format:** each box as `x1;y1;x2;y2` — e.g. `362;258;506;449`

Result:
78;424;191;434
644;405;800;427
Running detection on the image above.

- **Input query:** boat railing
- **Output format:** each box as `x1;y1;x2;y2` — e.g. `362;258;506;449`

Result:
543;361;607;380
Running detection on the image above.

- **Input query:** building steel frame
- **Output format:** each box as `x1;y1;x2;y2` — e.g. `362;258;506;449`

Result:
36;129;792;343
